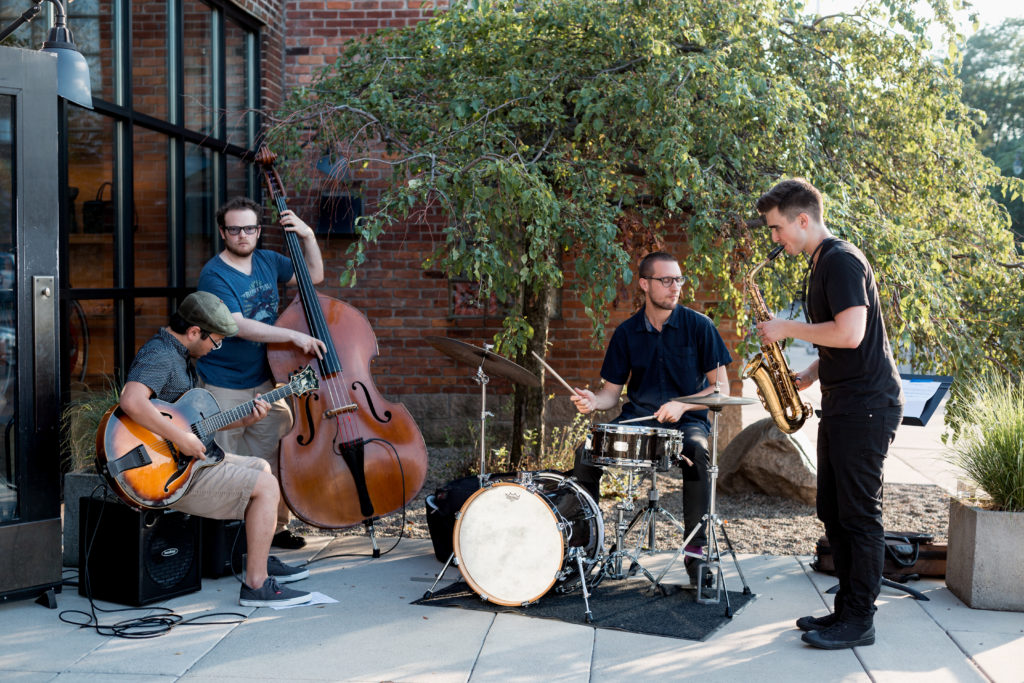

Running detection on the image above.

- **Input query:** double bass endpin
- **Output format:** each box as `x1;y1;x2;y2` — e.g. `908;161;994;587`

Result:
324;403;359;418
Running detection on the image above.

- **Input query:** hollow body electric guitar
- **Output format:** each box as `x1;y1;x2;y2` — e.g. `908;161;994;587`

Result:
96;366;318;510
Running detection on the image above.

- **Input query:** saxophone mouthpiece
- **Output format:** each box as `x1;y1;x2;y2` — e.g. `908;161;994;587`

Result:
767;245;785;260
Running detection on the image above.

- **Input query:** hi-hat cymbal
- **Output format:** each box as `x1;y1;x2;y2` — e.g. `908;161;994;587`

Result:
671;392;758;407
425;336;541;388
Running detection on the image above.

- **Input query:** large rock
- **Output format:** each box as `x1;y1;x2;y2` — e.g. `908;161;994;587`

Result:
718;417;817;505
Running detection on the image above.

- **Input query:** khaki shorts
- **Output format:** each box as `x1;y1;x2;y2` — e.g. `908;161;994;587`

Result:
171;453;268;520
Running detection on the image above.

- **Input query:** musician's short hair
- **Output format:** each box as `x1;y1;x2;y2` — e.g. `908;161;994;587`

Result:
756;178;824;223
638;251;678;278
216;196;262;229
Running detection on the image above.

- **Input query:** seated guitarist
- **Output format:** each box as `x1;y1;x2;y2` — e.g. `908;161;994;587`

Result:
118;291;312;607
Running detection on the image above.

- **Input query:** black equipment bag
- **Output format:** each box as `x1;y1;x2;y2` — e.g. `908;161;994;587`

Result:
812;530;947;579
425;475;483;562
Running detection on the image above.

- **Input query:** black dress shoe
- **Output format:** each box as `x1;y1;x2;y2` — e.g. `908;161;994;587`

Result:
796;612;841;632
272;529;307;549
801;621;875;649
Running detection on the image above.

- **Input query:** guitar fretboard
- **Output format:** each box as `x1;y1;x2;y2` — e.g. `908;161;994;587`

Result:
194;382;301;438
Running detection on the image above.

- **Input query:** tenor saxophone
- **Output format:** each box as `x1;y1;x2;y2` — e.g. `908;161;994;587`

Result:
741;245;812;434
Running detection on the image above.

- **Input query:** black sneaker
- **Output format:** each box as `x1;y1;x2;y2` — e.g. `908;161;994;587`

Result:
801;621;875;649
796;612;841;632
683;549;703;585
267;555;309;583
272;529;307;549
239;577;311;607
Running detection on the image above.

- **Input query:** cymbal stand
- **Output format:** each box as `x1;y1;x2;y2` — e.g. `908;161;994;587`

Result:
474;345;494;480
653;403;751;614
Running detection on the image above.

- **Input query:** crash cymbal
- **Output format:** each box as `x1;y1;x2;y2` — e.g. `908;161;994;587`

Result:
671;392;758;407
425;336;541;388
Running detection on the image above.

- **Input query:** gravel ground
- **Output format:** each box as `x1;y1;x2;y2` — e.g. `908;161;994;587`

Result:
292;449;951;556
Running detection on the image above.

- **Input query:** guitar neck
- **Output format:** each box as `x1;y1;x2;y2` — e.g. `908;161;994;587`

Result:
197;382;298;435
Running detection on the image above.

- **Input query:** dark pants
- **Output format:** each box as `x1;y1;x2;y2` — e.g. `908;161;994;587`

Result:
816;407;902;626
572;422;711;546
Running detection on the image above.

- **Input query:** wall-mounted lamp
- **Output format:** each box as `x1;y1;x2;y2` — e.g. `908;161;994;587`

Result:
0;0;93;109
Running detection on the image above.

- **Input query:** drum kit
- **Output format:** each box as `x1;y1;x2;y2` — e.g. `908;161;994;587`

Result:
423;336;755;621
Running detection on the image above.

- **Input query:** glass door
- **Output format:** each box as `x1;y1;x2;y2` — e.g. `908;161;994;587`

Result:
0;45;62;602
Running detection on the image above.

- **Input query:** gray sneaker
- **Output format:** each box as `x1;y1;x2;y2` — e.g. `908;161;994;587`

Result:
239;577;311;607
268;555;309;583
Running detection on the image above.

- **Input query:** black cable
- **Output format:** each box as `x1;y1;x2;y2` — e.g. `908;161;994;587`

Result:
58;490;247;639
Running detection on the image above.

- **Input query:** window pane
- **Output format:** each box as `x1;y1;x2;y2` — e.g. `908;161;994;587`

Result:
0;94;15;522
134;297;170;352
224;18;253;148
67;0;116;105
182;0;213;134
70;298;115;390
133;127;169;287
185;142;214;284
226;153;250;202
67;107;115;288
132;0;169;120
0;1;49;52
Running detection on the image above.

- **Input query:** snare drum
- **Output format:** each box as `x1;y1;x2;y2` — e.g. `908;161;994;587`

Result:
582;423;682;470
452;471;604;606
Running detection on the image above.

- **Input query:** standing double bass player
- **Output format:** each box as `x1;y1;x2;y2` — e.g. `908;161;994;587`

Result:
197;196;327;550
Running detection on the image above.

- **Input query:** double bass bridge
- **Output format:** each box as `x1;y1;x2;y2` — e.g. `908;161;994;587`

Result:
324;402;359;418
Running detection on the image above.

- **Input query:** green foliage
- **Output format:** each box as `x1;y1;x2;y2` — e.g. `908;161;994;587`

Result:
945;373;1024;512
60;383;121;472
959;17;1024;240
271;0;1024;420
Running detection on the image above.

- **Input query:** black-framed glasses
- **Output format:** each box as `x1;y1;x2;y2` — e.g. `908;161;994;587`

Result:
643;276;684;287
223;224;260;235
201;332;223;350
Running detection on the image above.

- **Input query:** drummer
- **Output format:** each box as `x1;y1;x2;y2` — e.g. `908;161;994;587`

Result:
570;250;733;584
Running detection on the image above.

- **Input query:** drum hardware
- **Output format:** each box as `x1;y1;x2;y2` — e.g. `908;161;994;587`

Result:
426;336;540;479
652;387;755;613
423;470;603;623
595;466;686;593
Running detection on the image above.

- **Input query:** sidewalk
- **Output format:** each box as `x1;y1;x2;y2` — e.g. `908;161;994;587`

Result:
2;374;1022;682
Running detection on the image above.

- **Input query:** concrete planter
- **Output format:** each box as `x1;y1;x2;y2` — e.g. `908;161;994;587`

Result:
946;497;1024;611
62;470;118;568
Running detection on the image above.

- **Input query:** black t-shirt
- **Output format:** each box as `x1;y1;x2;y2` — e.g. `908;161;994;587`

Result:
806;238;903;415
601;305;733;428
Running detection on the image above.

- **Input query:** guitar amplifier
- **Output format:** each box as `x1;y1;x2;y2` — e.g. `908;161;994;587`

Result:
78;497;202;606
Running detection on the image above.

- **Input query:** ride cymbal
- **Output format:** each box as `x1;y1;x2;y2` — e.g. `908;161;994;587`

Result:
425;336;540;388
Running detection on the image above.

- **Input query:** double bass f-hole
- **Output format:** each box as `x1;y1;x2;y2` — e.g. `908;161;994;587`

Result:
352;380;392;423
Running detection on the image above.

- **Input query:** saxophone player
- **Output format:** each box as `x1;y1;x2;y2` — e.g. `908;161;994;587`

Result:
570;251;733;585
755;179;904;650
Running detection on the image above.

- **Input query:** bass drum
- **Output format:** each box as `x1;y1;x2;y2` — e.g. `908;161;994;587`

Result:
452;471;604;606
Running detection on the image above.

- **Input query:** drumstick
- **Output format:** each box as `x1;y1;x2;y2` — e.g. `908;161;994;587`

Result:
619;414;656;424
530;350;584;398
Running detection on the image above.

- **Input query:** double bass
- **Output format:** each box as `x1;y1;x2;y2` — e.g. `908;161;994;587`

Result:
255;146;428;529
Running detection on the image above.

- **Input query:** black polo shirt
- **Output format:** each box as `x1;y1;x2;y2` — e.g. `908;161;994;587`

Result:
807;237;903;415
124;328;200;403
601;305;732;428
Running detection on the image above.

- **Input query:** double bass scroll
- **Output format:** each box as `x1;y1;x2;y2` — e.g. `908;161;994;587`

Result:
255;145;428;529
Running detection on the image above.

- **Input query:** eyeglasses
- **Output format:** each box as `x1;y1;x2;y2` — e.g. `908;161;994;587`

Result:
643;276;684;287
223;224;260;235
202;333;223;350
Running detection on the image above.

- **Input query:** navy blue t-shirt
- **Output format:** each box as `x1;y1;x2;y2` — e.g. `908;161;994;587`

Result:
601;305;733;429
196;250;293;389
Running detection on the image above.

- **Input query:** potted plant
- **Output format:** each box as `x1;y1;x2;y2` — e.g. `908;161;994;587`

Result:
944;374;1024;611
60;384;121;568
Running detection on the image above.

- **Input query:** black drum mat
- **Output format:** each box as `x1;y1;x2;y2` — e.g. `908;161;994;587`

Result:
413;579;755;642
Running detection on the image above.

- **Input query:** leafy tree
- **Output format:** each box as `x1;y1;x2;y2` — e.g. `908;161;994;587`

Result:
959;17;1024;239
270;0;1024;460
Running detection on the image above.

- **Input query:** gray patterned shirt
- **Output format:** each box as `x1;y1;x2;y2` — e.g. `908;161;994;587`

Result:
124;328;199;402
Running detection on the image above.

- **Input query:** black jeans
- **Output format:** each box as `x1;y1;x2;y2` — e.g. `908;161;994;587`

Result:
816;407;902;626
572;421;711;546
